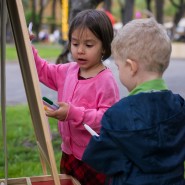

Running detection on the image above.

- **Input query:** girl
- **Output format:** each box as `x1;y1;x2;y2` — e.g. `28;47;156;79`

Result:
31;9;120;185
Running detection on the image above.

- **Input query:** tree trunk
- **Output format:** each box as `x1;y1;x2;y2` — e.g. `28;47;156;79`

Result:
146;0;152;12
37;0;44;35
123;0;135;25
51;0;57;33
104;0;112;12
32;0;36;33
170;0;185;39
155;0;164;24
69;0;103;22
173;0;185;26
117;0;125;24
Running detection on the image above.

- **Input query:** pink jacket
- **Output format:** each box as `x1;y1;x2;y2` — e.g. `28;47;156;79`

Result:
32;47;120;159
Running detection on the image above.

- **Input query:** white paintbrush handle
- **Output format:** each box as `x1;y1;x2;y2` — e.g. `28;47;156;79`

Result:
83;123;99;137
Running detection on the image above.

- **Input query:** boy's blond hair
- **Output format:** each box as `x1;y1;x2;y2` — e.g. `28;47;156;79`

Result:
112;18;172;74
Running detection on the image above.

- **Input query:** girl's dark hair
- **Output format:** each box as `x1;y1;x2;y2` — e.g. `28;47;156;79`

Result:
68;9;114;61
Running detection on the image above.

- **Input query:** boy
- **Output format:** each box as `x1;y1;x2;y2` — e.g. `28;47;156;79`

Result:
82;18;185;185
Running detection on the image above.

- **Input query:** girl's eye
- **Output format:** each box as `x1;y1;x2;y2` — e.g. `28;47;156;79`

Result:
72;43;78;47
86;44;93;48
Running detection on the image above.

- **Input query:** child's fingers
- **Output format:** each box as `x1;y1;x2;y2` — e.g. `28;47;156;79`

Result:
45;108;57;117
44;105;53;111
44;105;48;111
44;106;56;117
29;34;35;41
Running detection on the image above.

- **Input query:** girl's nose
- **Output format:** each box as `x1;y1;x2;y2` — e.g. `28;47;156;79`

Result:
77;45;85;54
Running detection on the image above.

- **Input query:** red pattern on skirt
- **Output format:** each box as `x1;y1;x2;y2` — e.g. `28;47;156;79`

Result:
60;152;106;185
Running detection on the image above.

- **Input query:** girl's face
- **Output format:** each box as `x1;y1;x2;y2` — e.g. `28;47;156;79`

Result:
70;28;104;73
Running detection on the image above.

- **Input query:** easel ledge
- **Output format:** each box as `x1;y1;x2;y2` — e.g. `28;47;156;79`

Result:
0;174;80;185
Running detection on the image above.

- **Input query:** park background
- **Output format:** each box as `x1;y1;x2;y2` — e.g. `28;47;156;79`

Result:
0;0;185;179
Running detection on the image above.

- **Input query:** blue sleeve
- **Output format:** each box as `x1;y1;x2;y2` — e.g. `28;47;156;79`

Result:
82;127;129;176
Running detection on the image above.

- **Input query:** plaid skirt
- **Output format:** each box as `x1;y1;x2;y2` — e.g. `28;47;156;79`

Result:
60;152;106;185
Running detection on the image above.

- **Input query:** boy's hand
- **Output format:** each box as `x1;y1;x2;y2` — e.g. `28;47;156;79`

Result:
45;102;69;121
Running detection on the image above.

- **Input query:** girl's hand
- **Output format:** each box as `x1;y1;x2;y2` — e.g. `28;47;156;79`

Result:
29;33;35;41
45;102;69;121
28;22;35;41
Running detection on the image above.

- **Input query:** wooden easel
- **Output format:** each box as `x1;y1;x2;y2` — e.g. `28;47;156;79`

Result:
0;0;80;184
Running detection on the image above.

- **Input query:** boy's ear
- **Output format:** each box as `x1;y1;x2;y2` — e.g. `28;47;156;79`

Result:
126;59;138;75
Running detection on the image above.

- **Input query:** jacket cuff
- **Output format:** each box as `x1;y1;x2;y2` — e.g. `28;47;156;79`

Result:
65;103;85;123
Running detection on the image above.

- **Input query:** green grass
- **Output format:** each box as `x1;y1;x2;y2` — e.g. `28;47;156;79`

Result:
0;105;61;178
6;43;62;61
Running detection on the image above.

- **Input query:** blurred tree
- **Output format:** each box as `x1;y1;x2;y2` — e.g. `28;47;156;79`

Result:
146;0;152;12
117;0;125;23
117;0;135;25
155;0;164;24
51;0;57;33
123;0;135;24
170;0;185;39
22;0;29;9
30;0;50;41
143;0;185;40
31;0;36;34
145;0;164;23
0;0;13;43
104;0;112;12
170;0;185;26
68;0;103;22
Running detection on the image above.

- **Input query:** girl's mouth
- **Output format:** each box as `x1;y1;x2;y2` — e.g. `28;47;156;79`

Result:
77;59;87;64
